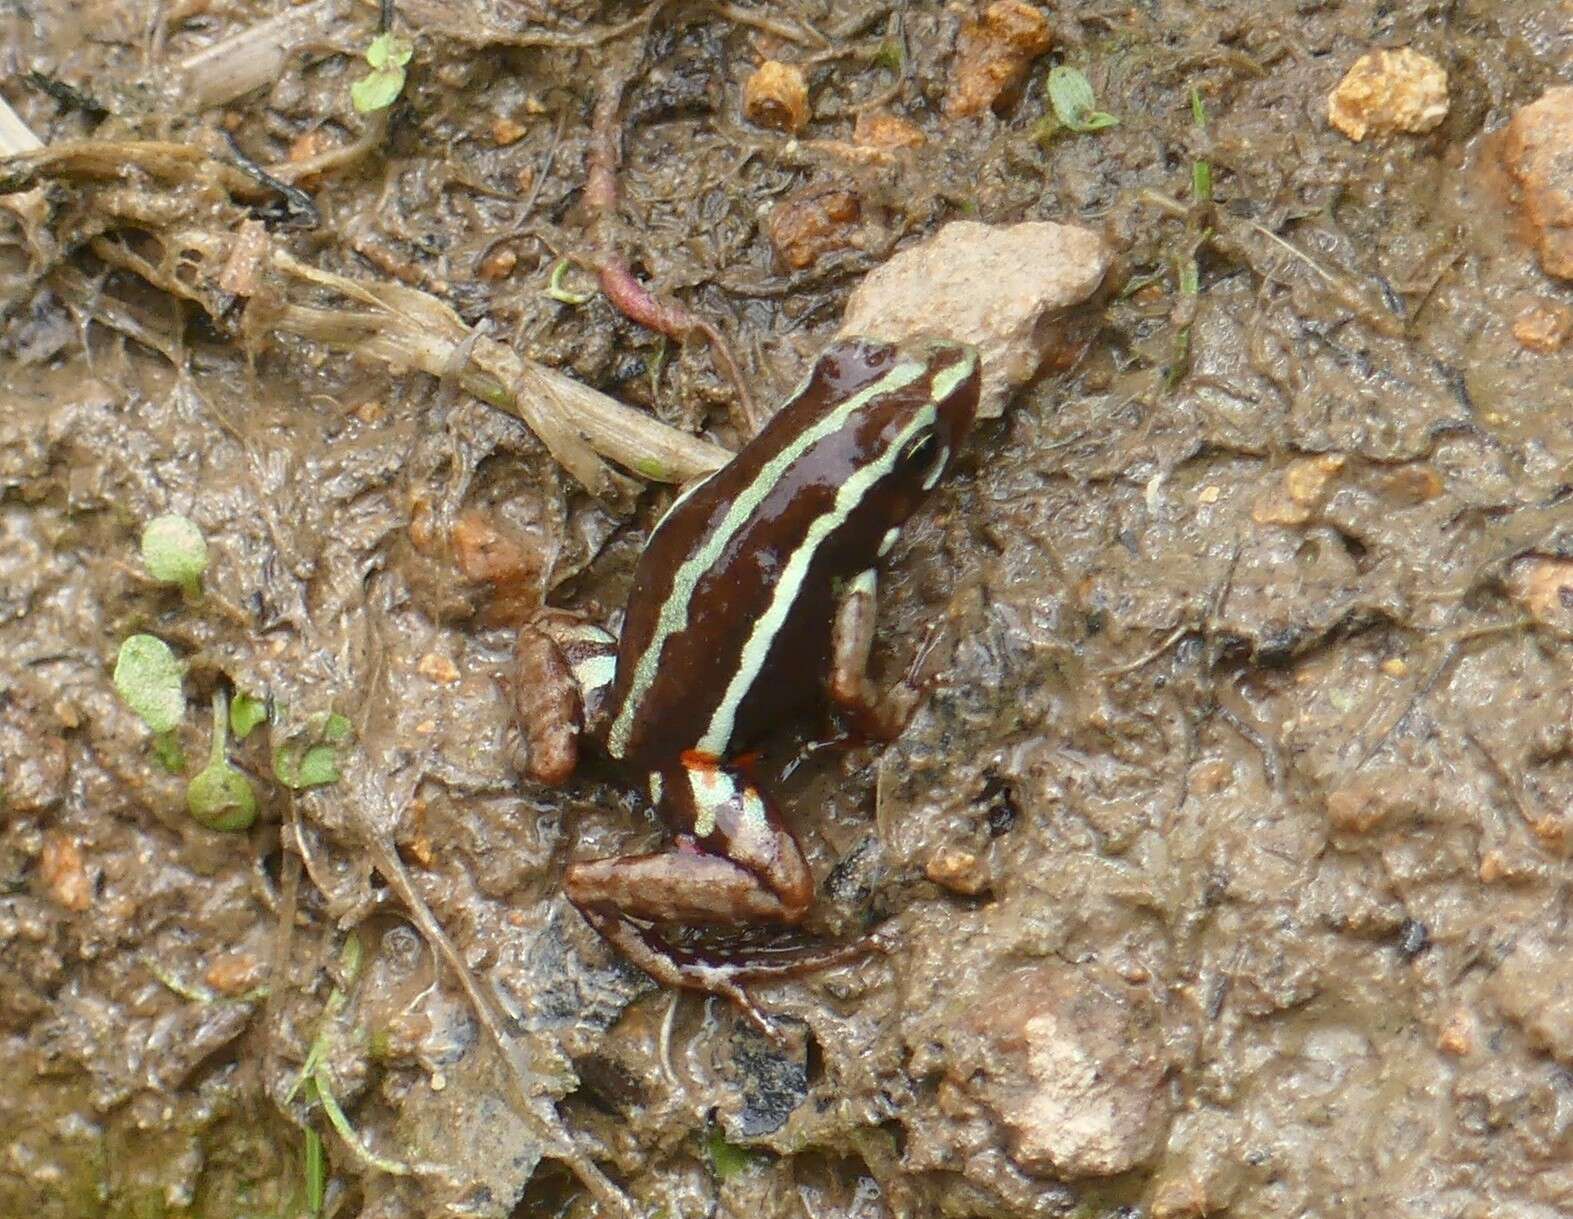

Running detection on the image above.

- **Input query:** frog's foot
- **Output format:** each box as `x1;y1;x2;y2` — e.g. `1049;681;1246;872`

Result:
828;568;950;742
572;900;783;1042
512;612;618;783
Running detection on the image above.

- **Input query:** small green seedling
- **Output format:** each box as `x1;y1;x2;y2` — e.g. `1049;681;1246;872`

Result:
273;712;351;790
188;689;258;831
114;634;186;734
1047;66;1120;133
141;513;208;599
1190;85;1212;204
230;692;268;741
706;1128;756;1182
544;258;596;306
351;31;414;113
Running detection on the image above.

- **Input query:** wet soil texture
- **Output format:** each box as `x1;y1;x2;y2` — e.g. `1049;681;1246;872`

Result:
3;2;1573;1217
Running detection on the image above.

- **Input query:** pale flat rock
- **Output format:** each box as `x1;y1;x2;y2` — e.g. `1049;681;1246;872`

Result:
944;963;1170;1178
838;220;1111;418
1327;48;1448;142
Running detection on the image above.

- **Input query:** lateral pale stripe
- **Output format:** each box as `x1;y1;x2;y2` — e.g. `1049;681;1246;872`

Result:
928;349;977;405
698;404;939;756
607;358;929;759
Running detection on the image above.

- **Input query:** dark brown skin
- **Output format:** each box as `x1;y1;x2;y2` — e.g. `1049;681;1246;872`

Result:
520;339;981;1034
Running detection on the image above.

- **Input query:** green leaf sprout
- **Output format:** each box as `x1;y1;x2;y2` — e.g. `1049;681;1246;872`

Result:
141;513;209;599
351;32;414;113
187;689;259;831
544;258;596;306
706;1128;755;1181
1047;66;1120;134
230;692;268;741
113;635;186;734
273;712;351;790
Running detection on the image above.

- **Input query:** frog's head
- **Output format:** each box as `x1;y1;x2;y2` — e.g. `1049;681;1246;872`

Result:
803;336;980;526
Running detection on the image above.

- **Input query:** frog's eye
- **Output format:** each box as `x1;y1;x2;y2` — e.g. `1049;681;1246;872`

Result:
898;431;939;469
898;429;950;490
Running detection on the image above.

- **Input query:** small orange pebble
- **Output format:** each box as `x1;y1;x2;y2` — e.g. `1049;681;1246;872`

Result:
925;847;989;895
743;60;810;132
1380;657;1408;677
417;653;460;684
39;833;92;912
1513;300;1573;352
477;245;518;281
945;0;1052;119
491;115;527;146
205;952;263;996
1284;453;1346;504
853;110;926;150
1437;1009;1474;1056
767;186;861;270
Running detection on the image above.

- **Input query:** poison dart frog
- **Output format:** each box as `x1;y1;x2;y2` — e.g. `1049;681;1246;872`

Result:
514;336;980;1034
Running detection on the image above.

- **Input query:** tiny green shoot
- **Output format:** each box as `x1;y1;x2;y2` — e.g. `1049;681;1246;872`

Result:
1047;66;1120;133
113;634;186;734
706;1128;755;1181
350;32;414;113
1189;85;1212;204
872;38;905;75
544;258;595;306
141;514;209;599
273;711;351;790
304;1128;326;1216
230;692;268;741
187;689;259;831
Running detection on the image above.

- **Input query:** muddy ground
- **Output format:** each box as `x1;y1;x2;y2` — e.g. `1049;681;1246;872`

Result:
4;1;1573;1216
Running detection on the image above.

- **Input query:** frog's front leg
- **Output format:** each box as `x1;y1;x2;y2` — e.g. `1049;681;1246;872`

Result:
512;611;618;783
828;568;932;741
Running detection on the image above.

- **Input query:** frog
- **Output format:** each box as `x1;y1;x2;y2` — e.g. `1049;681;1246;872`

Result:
513;335;981;1033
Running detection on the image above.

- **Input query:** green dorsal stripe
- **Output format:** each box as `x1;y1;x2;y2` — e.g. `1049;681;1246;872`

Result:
698;403;938;757
606;358;929;759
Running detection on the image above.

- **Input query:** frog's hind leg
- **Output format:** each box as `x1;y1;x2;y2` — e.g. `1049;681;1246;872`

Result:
564;762;879;1040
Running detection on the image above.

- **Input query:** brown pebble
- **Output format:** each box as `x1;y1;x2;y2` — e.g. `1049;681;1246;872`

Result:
945;0;1052;119
408;498;438;553
925;847;990;895
40;833;92;912
1285;453;1346;504
767;185;862;270
477;245;518;282
853;110;926;150
417;653;460;684
1512;300;1573;352
1326;787;1384;833
205;952;262;996
1437;1009;1474;1056
743;60;810;132
1382;465;1443;506
491;116;526;146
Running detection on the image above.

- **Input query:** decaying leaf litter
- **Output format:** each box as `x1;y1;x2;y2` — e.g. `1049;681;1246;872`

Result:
4;1;1573;1217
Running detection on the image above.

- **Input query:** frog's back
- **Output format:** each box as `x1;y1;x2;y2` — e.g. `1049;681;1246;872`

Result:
600;338;960;769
